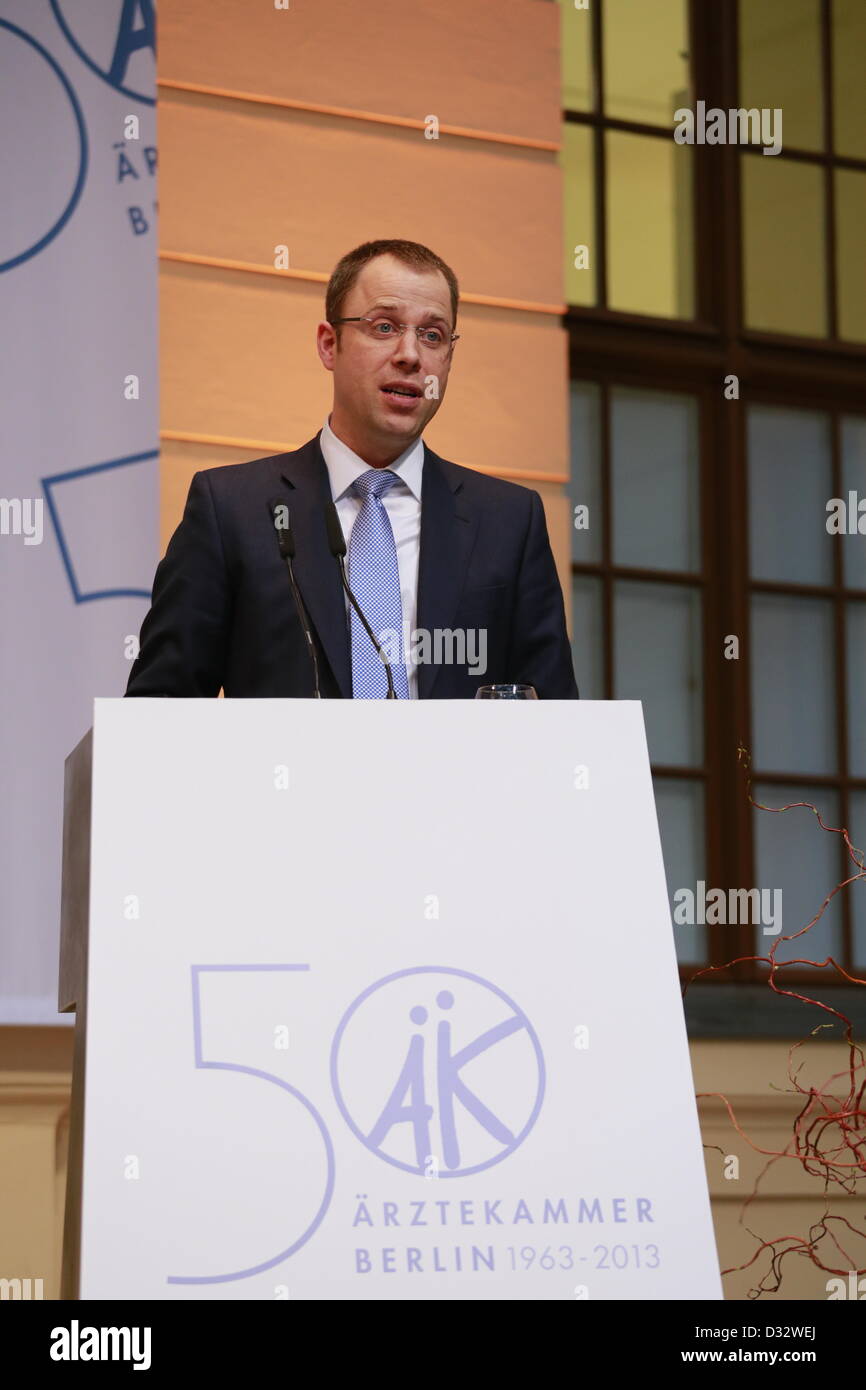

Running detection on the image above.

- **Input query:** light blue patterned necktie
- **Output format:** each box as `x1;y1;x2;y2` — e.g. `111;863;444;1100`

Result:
348;469;410;699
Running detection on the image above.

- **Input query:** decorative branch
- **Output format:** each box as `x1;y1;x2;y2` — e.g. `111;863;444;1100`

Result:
683;745;866;1294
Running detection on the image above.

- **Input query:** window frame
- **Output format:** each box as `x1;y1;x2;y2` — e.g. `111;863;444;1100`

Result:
563;0;866;1011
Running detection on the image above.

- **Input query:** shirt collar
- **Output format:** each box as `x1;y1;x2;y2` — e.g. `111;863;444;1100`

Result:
320;414;424;503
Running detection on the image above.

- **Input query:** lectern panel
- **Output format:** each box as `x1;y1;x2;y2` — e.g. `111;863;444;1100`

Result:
75;699;720;1301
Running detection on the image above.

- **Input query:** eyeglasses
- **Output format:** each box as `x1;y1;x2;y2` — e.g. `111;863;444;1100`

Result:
330;315;459;354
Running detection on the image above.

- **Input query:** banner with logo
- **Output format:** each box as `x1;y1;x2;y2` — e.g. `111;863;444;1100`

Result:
0;1;157;1022
78;698;721;1300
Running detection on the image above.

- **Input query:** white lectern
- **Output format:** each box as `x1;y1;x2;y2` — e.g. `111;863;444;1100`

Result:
60;699;721;1300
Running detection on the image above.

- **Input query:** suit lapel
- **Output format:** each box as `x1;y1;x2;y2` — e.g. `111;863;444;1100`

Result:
277;436;352;698
416;446;477;698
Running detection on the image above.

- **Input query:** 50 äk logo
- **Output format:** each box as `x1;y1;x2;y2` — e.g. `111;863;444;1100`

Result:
168;964;545;1285
331;967;546;1178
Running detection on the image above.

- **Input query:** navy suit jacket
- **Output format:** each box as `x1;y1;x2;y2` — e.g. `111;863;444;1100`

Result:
125;433;579;699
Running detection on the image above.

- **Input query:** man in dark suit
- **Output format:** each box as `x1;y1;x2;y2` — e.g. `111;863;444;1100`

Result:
126;239;578;700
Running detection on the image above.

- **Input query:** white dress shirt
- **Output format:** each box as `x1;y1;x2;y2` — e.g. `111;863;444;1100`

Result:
319;414;424;697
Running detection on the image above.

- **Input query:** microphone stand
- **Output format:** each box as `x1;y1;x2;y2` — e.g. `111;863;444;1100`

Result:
270;502;322;699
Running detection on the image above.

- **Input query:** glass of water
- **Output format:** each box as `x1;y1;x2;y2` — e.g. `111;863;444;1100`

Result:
474;684;538;699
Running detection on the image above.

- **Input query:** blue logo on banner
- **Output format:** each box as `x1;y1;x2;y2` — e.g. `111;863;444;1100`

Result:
0;21;88;274
42;451;157;603
50;0;156;106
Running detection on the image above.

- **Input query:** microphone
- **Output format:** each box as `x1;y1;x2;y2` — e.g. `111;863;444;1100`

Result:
268;500;321;699
324;501;396;699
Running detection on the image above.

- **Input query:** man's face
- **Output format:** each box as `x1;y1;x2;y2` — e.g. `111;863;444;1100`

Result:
317;254;456;464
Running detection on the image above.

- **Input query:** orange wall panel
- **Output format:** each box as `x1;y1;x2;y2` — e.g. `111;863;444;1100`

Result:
158;93;564;308
158;0;561;147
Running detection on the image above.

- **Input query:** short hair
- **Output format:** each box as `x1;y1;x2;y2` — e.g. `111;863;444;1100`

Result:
325;239;459;340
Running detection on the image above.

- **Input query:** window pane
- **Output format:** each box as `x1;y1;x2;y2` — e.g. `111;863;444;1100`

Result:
559;0;593;112
833;0;866;159
611;388;700;572
841;416;866;589
836;170;866;344
568;381;601;564
742;156;826;337
655;776;707;965
571;575;604;699
561;123;596;308
606;132;694;318
603;0;690;126
847;602;866;777
849;790;866;969
614;580;703;766
739;0;823;152
748;405;833;585
750;595;836;775
753;782;843;965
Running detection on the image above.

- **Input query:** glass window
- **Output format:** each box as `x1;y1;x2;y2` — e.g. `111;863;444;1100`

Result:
748;406;833;585
753;782;843;964
841;416;866;589
655;777;707;965
741;156;826;337
832;0;866;160
849;790;866;969
739;0;823;152
614;579;703;766
835;169;866;344
606;132;694;318
568;381;602;565
750;594;836;775
611;388;700;572
560;123;596;308
559;0;593;112
571;575;604;699
846;602;866;778
603;0;690;126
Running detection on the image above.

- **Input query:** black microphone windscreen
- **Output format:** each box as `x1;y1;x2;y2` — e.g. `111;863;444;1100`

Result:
325;501;347;558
